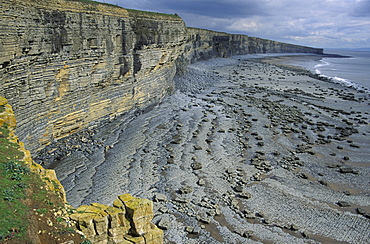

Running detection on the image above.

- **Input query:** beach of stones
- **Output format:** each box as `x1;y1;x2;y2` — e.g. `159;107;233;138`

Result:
39;56;370;243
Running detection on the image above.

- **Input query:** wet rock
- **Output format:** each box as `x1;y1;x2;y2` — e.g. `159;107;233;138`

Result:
194;145;202;150
350;143;360;148
337;201;351;207
298;172;309;179
157;216;171;230
178;186;193;194
192;226;201;235
197;179;206;186
242;230;254;238
339;167;356;174
153;193;167;202
185;226;194;233
290;224;299;231
356;208;366;215
233;185;244;193
191;162;202;170
174;197;190;204
318;180;328;186
239;192;252;199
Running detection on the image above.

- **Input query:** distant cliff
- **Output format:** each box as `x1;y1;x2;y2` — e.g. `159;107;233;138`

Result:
0;0;323;153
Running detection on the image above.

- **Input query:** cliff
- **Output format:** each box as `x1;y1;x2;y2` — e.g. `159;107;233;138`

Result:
0;0;323;154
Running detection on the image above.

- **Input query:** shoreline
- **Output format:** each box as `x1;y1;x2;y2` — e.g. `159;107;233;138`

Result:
260;53;370;94
37;55;370;243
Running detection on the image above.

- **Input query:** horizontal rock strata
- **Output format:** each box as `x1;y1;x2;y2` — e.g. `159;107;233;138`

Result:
70;194;163;244
0;0;322;153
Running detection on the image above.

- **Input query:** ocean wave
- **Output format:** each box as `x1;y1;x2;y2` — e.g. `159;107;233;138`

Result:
317;74;369;93
314;60;330;69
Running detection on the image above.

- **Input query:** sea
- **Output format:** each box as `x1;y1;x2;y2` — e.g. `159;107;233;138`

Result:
281;49;370;93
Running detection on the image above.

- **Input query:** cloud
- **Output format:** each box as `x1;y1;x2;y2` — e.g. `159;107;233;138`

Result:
351;0;370;17
104;0;370;48
156;0;268;18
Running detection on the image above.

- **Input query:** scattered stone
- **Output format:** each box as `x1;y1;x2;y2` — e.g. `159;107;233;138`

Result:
343;190;351;196
318;180;328;186
257;141;265;147
197;179;206;186
194;145;202;150
339;167;355;174
233;185;244;193
239;192;252;199
178;186;193;194
192;226;201;235
337;201;351;207
349;143;360;148
157;216;171;230
191;162;202;170
290;224;299;231
356;208;366;215
153;193;167;202
185;226;194;233
174;197;190;203
298;172;309;179
171;136;182;144
328;163;341;168
242;230;254;238
158;206;169;213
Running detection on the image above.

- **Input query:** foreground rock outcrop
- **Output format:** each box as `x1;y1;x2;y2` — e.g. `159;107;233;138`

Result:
70;194;163;244
0;0;323;154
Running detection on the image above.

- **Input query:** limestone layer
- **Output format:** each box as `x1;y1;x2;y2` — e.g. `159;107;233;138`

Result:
0;0;323;153
70;194;163;244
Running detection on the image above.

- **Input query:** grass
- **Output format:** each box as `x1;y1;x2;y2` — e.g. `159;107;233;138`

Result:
0;107;84;243
0;123;28;240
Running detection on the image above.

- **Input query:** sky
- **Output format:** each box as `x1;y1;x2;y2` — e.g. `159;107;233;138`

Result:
102;0;370;49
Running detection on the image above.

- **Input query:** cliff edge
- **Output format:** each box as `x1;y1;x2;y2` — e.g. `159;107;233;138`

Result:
0;96;163;244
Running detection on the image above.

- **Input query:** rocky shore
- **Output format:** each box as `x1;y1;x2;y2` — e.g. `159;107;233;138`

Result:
36;55;370;243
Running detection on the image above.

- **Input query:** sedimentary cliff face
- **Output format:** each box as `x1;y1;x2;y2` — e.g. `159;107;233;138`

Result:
0;0;323;153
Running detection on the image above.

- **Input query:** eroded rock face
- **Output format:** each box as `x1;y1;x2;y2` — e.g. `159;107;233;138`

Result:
70;194;163;244
0;0;186;152
0;0;323;154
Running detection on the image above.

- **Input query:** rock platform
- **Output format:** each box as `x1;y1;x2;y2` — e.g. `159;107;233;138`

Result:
39;56;370;243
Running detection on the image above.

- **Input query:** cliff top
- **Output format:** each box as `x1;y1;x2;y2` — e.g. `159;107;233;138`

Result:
10;0;181;20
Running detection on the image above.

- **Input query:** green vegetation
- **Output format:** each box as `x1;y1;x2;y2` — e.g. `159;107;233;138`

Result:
126;8;181;18
0;125;29;240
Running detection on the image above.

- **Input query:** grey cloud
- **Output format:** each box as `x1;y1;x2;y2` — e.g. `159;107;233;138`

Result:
156;0;268;18
105;0;370;48
351;0;370;17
